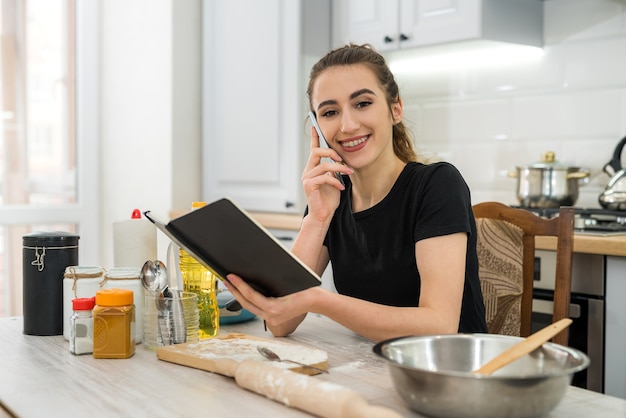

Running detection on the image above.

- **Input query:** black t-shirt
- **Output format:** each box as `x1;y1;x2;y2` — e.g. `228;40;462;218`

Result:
324;161;487;333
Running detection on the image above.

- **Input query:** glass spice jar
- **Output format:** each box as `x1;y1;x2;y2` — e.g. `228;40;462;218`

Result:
101;267;144;344
69;297;96;355
93;288;135;359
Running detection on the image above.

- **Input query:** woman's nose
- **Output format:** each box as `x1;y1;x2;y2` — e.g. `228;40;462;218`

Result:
341;111;359;133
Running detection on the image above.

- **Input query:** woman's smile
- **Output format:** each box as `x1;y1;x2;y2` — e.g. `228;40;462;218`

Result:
340;134;369;151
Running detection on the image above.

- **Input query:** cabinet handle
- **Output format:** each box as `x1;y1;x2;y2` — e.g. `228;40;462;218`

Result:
383;35;394;43
285;201;295;209
399;33;409;41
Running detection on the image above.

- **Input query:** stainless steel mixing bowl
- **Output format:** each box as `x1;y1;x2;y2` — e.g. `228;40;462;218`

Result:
373;334;589;418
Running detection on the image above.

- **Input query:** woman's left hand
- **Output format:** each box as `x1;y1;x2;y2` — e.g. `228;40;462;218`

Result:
223;273;314;335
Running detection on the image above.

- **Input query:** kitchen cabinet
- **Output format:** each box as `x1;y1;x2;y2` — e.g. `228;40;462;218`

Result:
331;0;543;52
202;0;330;213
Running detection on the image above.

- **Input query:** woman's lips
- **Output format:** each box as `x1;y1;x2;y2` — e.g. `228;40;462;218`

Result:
339;135;369;152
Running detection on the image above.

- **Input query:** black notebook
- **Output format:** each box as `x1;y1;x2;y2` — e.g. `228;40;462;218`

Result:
144;198;321;297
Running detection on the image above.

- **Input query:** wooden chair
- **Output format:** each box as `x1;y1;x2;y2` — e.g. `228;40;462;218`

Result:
472;202;575;346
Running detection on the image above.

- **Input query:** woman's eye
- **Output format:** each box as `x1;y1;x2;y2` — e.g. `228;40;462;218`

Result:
356;100;372;108
321;110;337;118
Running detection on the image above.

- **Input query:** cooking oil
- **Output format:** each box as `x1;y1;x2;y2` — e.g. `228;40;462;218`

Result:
179;202;219;339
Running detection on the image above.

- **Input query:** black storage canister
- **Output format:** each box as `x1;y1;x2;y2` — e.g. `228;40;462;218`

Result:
23;232;79;336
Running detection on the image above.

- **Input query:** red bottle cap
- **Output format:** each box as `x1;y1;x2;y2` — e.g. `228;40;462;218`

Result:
72;297;96;311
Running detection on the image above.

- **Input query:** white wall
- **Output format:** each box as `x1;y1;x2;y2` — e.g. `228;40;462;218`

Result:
96;0;626;267
391;0;626;209
99;0;202;267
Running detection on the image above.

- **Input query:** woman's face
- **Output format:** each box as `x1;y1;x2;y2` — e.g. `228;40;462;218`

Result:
311;64;402;171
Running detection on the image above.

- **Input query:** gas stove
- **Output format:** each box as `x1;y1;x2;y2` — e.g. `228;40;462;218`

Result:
514;207;626;236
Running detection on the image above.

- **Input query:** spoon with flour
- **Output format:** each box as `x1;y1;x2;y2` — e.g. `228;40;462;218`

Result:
257;346;328;374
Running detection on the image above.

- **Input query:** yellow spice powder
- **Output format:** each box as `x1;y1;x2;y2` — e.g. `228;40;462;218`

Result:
93;288;135;359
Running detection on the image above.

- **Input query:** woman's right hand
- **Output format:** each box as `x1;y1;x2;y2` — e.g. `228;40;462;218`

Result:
302;126;352;223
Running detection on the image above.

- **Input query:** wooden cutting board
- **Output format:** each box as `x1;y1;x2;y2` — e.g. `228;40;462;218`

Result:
156;333;328;376
156;334;403;417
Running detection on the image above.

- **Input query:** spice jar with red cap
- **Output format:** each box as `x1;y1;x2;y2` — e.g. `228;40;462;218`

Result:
69;297;96;355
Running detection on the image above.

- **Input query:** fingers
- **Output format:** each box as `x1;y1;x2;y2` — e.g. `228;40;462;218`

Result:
309;126;343;163
310;126;321;149
224;274;264;316
306;128;351;183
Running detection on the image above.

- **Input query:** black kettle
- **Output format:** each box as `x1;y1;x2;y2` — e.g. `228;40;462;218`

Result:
599;134;626;210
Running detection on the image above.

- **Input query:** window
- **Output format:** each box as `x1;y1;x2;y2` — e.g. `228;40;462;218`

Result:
0;0;98;317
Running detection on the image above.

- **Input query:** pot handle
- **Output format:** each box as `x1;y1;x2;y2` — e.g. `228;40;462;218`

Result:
566;169;591;184
604;134;626;176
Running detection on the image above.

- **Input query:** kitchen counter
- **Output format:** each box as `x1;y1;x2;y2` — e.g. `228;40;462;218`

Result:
535;234;626;257
248;211;303;231
169;209;303;231
241;211;626;257
1;316;625;417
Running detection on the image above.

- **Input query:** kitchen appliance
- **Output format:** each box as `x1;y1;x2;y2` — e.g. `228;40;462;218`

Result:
515;205;608;392
599;134;626;210
520;206;626;236
511;151;590;208
533;249;604;393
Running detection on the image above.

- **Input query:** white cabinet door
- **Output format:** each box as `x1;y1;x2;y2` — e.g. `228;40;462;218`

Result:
333;0;478;51
332;0;399;51
202;0;301;212
400;0;480;47
333;0;540;51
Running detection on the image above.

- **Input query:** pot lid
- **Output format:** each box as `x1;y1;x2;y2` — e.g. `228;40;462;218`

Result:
519;151;580;170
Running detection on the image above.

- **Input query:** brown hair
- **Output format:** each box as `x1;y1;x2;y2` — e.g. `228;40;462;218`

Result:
307;44;419;163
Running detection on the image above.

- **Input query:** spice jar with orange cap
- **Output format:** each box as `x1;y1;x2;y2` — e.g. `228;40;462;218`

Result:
93;288;135;359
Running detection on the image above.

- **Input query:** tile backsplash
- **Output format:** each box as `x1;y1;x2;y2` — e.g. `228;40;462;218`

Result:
388;0;626;209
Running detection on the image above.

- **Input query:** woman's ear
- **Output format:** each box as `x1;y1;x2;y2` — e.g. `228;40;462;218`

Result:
391;97;403;124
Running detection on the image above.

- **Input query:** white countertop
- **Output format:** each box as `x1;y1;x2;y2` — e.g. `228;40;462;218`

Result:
1;316;625;417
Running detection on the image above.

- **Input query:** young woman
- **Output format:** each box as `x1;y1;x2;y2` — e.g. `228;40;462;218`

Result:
224;44;487;342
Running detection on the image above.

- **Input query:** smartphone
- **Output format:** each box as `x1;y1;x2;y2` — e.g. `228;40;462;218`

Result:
308;111;345;186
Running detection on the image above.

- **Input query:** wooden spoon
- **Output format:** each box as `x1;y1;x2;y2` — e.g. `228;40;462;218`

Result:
472;318;573;376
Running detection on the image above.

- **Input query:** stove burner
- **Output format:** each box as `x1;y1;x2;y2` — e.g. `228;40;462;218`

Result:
511;206;626;235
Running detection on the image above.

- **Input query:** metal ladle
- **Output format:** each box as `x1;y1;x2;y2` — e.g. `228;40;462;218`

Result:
256;346;328;374
140;260;169;294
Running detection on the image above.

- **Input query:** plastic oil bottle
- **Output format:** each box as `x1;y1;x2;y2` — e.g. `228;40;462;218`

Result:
179;201;220;338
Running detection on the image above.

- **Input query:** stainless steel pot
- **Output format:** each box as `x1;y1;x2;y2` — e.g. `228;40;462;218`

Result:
510;151;590;208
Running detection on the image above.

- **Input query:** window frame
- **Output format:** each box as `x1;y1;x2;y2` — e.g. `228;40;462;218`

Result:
0;0;100;315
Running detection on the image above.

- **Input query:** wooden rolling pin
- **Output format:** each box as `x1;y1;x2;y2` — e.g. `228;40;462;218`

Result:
234;359;402;418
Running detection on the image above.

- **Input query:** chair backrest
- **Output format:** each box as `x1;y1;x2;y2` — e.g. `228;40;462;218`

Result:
472;202;575;346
